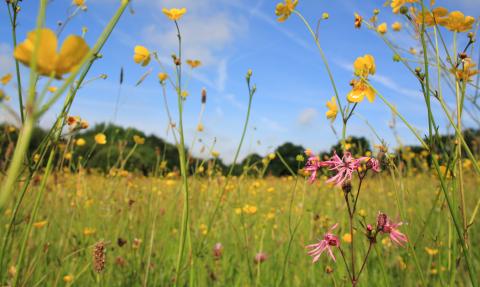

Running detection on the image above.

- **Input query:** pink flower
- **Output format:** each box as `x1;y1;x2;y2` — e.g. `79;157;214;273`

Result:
306;223;340;262
213;242;223;260
367;158;381;172
254;252;268;264
358;157;381;172
305;156;322;183
377;213;408;247
323;152;360;186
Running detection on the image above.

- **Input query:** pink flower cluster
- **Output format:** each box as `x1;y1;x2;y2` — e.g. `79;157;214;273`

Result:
305;151;380;186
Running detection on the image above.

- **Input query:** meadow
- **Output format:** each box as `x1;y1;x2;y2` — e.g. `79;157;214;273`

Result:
1;0;480;286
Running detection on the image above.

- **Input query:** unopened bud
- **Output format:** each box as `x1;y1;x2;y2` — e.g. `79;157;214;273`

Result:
246;69;252;80
399;6;408;15
468;32;475;43
201;88;207;104
342;182;352;193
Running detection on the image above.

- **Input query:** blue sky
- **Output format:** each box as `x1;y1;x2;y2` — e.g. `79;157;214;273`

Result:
1;0;479;162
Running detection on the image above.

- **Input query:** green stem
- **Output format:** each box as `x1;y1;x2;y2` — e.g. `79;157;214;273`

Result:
293;10;345;122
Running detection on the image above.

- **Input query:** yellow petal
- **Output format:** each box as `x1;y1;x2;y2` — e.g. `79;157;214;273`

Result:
14;28;58;76
56;35;89;76
366;86;376;102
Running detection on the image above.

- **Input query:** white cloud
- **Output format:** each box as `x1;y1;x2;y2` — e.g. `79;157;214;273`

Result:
297;108;318;125
141;12;245;66
371;74;422;100
261;116;286;132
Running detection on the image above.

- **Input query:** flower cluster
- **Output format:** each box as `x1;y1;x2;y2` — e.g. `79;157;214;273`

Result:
348;55;376;103
305;151;380;186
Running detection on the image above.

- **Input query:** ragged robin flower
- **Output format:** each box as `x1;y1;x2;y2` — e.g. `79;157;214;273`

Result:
306;223;340;262
186;59;201;68
325;97;338;121
133;45;150;66
353;54;376;78
443;11;475;32
14;28;89;78
391;0;418;14
275;0;298;22
162;8;187;21
347;79;376;103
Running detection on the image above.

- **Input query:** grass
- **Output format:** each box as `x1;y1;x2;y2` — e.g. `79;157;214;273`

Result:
0;168;478;286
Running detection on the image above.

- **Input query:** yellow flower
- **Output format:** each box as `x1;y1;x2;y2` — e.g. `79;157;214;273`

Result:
347;80;376;103
443;11;475;32
197;123;204;132
391;0;418;14
133;135;145;145
242;204;258;214
65;152;72;160
212;151;220;158
353;54;376;78
415;7;448;26
181;90;189;98
1;73;12;85
275;0;298;22
425;247;439;256
268;153;276;160
186;59;201;68
14;28;89;78
33;220;48;229
325;96;338;120
83;227;96;236
158;72;168;82
450;57;478;82
199;224;208;235
342;233;352;243
48;86;57;93
377;22;387;34
63;275;74;283
76;138;86;146
94;133;107;145
133;45;150;66
162;8;187;21
392;22;402;31
73;0;85;7
354;13;363;28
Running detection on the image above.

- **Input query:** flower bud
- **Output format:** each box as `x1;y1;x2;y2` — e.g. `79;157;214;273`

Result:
342;182;352;194
201;88;207;104
377;212;387;231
